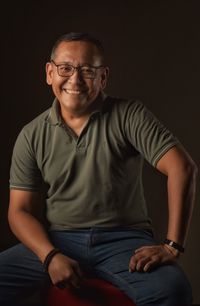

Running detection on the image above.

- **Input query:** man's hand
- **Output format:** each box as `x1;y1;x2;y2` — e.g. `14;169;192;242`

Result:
129;244;179;273
48;253;84;289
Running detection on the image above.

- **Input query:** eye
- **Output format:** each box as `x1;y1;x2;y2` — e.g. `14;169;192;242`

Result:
60;65;73;73
81;66;95;74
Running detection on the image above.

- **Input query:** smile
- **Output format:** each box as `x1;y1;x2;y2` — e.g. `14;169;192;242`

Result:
64;89;82;95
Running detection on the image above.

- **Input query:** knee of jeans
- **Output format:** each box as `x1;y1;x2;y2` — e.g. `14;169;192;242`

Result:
156;266;193;306
136;265;192;306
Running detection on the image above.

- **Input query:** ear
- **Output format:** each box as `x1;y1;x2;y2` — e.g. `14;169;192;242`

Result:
101;67;109;90
46;62;53;85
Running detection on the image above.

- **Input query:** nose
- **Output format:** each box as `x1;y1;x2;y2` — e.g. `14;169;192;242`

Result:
68;68;84;85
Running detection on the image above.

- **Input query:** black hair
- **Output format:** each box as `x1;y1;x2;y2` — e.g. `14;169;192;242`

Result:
50;32;105;63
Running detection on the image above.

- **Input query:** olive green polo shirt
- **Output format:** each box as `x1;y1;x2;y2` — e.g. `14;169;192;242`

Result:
10;93;179;230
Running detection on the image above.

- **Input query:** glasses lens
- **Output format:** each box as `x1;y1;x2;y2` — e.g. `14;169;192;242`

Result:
81;66;96;79
58;65;74;77
56;63;98;79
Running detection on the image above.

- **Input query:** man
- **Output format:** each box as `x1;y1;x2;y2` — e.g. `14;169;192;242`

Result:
0;32;197;306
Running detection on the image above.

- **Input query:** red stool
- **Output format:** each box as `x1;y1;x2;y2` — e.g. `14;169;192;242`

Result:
45;278;136;306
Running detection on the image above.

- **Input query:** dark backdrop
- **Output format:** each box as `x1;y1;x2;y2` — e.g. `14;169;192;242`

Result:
1;0;200;303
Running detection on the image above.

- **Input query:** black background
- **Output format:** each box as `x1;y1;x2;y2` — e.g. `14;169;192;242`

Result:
1;0;200;303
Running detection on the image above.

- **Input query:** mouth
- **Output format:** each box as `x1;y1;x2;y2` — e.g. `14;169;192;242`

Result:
63;89;85;95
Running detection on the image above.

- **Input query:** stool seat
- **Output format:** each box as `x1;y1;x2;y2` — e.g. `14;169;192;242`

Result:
46;278;136;306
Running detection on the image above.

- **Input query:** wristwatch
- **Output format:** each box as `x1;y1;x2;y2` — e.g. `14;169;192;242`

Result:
164;239;185;253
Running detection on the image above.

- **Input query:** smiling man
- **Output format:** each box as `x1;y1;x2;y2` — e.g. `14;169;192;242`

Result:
47;39;108;120
0;32;197;306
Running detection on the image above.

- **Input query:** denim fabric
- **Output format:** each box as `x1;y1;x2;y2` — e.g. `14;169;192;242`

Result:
0;228;192;306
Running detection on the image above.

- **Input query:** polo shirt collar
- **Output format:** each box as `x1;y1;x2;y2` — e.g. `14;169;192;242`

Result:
46;91;108;126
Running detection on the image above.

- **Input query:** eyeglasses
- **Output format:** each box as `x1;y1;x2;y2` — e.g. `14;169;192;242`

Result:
51;60;104;79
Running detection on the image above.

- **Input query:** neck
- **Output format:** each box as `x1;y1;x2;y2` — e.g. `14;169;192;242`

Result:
59;94;103;136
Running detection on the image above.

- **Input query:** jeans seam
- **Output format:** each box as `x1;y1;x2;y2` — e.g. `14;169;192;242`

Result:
93;267;138;303
86;228;93;266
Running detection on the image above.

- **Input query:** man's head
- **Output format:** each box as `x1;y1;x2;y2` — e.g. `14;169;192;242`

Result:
46;32;109;117
50;32;105;65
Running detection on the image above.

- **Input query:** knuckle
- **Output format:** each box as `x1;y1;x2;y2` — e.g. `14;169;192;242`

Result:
130;256;137;263
134;253;142;260
64;270;72;279
141;256;148;263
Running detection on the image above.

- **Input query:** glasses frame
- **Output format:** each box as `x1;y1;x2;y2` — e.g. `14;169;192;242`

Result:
50;60;104;79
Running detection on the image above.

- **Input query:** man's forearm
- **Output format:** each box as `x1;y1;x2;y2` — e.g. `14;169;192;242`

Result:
8;210;55;263
166;160;197;247
8;208;84;287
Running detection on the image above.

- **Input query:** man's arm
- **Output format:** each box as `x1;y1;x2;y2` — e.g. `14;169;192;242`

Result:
129;144;198;272
156;145;197;246
8;190;83;287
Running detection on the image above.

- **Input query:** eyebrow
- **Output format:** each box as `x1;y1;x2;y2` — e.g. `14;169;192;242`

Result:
55;61;95;67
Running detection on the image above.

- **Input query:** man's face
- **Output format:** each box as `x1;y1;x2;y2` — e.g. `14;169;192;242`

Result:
46;41;108;116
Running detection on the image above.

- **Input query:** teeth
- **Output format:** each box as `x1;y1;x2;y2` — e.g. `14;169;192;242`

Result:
66;89;81;94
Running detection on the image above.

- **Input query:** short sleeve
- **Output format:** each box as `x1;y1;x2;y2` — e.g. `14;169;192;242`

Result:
124;101;180;166
9;128;42;191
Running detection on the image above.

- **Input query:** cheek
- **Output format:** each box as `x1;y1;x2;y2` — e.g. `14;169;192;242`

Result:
89;79;103;92
52;78;66;89
51;82;63;96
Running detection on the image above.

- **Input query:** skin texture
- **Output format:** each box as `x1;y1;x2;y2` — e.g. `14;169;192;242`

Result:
8;40;197;288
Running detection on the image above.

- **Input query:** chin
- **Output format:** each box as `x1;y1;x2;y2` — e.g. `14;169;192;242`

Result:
63;99;89;112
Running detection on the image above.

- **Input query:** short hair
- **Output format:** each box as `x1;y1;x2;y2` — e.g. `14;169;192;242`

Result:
50;32;105;63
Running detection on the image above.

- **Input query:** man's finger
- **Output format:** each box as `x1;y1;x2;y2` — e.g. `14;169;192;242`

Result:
143;259;158;272
129;254;138;272
136;256;149;271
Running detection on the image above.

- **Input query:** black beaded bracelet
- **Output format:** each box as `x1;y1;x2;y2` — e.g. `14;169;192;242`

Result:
164;239;185;253
43;248;60;272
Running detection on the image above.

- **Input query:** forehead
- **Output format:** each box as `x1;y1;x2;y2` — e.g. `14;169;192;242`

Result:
53;41;102;65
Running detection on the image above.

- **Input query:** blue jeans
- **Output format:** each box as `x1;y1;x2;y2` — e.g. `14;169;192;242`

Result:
0;228;192;306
